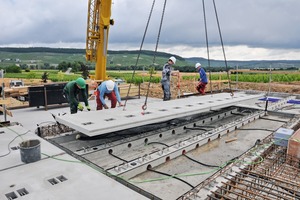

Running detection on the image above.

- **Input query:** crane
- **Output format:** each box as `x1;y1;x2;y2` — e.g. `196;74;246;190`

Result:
86;0;113;81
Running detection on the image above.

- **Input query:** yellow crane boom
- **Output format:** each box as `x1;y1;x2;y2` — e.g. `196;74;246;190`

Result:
86;0;113;81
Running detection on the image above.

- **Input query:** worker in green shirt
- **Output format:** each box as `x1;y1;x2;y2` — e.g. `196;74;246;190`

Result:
63;77;91;114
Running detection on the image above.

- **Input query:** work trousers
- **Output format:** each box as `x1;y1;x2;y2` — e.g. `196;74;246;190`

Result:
196;82;207;95
63;92;78;114
161;80;171;101
96;90;117;110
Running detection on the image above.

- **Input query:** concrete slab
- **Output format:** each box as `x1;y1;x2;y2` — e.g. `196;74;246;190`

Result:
0;125;64;171
55;92;264;137
0;153;148;200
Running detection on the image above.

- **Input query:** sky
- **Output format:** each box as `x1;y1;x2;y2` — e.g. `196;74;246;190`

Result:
1;0;300;61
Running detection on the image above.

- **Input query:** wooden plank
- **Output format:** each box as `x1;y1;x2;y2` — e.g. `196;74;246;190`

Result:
0;106;13;117
0;99;11;105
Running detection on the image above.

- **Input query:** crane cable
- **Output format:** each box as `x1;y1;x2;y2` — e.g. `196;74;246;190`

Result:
202;0;213;96
123;0;156;111
142;0;168;113
212;0;234;96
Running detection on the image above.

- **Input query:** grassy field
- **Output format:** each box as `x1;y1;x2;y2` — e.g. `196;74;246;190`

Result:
2;69;300;85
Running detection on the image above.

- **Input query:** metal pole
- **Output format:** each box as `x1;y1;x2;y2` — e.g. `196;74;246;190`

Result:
236;65;238;90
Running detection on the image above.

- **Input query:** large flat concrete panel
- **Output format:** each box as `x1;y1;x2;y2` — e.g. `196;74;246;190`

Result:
55;92;264;136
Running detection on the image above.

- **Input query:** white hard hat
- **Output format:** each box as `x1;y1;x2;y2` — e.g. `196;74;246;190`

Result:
195;63;201;68
169;56;176;64
106;80;115;91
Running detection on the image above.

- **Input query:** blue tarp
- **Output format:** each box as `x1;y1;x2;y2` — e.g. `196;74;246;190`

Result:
259;97;281;102
287;99;300;104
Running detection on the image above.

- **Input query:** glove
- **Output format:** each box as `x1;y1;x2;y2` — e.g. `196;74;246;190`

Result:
104;104;109;109
86;105;91;111
77;103;84;111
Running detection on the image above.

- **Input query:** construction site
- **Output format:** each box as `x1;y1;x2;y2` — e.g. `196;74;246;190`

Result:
1;0;300;200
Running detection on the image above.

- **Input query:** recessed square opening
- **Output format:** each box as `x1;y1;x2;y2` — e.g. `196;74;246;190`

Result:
5;192;17;199
82;122;93;125
48;178;59;185
104;118;115;121
57;175;68;182
17;188;29;196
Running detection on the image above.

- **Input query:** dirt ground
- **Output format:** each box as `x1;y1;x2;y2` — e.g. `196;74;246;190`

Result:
139;79;300;99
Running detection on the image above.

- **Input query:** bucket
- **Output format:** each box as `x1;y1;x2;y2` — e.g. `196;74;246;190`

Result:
19;139;41;163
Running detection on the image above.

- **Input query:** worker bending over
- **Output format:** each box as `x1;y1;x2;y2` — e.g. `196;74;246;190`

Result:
195;63;208;95
161;56;178;101
96;80;123;110
63;77;90;114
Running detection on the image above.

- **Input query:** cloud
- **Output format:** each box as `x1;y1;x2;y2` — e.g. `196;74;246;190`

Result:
1;0;300;60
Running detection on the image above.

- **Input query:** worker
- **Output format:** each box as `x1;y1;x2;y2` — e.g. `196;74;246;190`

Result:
63;77;91;114
195;63;208;95
96;80;123;110
161;56;178;101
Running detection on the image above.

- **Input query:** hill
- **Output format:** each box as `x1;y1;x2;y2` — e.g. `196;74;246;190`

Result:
0;47;300;70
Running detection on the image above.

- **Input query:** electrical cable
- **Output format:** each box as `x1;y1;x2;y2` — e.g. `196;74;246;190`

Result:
147;142;169;147
259;117;288;123
237;128;275;132
183;154;219;168
147;168;195;188
109;152;128;163
0;130;29;158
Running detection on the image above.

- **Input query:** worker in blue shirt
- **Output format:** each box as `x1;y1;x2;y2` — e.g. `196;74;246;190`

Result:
195;63;208;95
96;80;123;110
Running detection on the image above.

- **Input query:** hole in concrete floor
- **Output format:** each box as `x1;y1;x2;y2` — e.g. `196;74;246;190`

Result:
186;105;193;107
131;162;137;166
82;122;93;125
210;118;213;121
159;134;163;138
104;118;115;122
11;146;19;150
183;126;187;130
182;150;186;155
108;149;113;154
57;175;67;182
173;107;181;109
48;178;59;185
198;103;203;105
128;143;132;148
218;134;221;138
159;109;168;111
17;188;29;196
208;101;214;103
166;156;170;162
207;138;211;142
172;130;176;134
143;112;152;115
144;138;148;144
195;144;199;149
202;120;205;124
125;115;135;118
5;192;17;199
147;164;152;170
93;147;98;150
193;123;196;127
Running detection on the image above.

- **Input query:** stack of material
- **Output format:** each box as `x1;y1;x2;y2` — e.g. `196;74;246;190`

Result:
273;128;294;147
4;86;28;98
288;128;300;159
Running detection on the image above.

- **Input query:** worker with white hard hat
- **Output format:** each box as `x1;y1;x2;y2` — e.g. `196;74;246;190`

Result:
195;63;208;95
161;56;178;101
63;77;91;114
96;80;123;110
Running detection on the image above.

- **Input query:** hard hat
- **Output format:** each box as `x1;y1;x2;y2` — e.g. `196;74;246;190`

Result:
169;56;176;64
75;77;86;89
106;80;115;91
195;63;201;68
